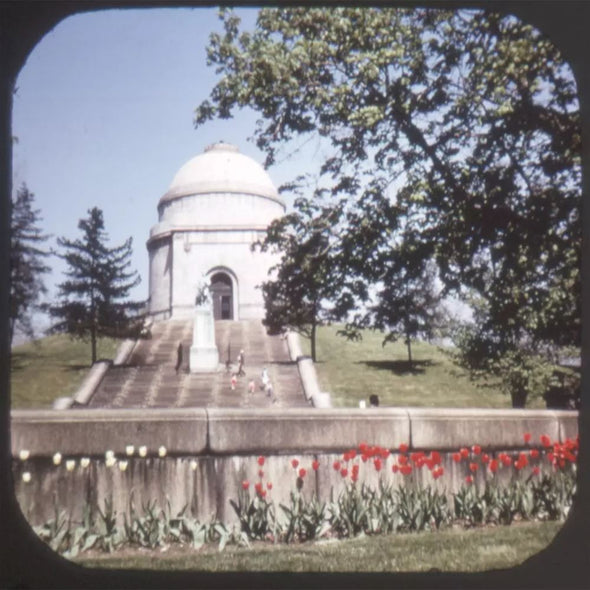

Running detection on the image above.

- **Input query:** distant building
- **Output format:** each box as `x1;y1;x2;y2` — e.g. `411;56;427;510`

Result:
147;142;285;320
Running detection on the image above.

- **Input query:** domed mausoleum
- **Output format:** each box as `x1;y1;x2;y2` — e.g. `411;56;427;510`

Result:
147;142;285;320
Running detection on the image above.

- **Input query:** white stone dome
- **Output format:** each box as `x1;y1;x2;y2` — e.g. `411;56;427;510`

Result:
159;142;282;206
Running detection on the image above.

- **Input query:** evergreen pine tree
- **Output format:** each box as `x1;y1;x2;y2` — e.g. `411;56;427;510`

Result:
9;183;50;345
48;207;142;363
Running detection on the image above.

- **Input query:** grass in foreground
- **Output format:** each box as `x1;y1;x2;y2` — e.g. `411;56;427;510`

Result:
73;520;561;572
300;325;545;409
10;334;121;409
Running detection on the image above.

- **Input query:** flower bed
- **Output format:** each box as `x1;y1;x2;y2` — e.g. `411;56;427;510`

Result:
18;432;577;557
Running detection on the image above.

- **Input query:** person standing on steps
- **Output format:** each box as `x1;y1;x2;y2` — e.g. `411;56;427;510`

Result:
261;367;269;390
175;342;183;374
265;381;276;403
248;379;256;394
237;349;245;376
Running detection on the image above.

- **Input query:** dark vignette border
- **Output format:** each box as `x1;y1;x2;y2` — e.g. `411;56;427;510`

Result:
0;1;588;588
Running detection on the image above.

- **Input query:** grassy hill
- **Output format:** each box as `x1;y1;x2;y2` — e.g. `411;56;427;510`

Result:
300;325;546;409
10;334;121;409
10;326;548;410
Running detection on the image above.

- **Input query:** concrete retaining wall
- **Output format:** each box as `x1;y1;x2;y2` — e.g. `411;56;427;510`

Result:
11;407;578;527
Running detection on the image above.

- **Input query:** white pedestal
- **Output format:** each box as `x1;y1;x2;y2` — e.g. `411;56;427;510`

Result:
189;305;219;373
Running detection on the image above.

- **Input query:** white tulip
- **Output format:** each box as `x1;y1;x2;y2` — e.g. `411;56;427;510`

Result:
22;472;31;483
105;456;116;468
118;460;128;472
105;450;115;461
190;460;198;471
80;457;90;468
19;450;30;461
125;445;135;456
52;452;62;466
66;460;76;471
158;446;167;458
138;446;147;457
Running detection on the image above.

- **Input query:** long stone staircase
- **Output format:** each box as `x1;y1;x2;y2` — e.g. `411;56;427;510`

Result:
88;319;308;409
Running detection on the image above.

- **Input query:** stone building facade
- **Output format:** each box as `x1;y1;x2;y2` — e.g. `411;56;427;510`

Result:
147;143;285;320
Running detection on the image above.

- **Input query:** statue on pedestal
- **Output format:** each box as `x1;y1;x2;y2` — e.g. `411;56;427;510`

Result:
190;276;220;373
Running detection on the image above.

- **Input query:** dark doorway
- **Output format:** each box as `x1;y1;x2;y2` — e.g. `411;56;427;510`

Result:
210;272;233;320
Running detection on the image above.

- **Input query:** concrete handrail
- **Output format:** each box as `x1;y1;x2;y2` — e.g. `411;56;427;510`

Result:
113;339;137;365
71;360;112;406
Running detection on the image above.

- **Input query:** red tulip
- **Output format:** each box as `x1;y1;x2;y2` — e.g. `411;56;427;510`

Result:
257;456;265;467
298;468;307;479
452;453;462;463
258;469;264;478
340;468;348;478
465;475;474;485
291;458;299;469
472;445;482;455
267;481;273;490
399;443;409;453
374;458;382;472
523;432;532;444
312;460;320;471
333;460;341;471
469;462;478;473
242;480;250;490
540;435;552;448
530;449;539;459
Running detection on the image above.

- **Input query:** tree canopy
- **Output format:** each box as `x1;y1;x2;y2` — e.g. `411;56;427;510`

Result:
196;7;581;365
47;207;142;364
9;183;50;345
256;196;365;362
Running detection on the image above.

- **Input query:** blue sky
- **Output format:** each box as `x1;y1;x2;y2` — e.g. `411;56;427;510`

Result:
12;6;320;335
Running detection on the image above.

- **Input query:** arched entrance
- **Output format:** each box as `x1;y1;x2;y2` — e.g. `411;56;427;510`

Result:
209;272;233;320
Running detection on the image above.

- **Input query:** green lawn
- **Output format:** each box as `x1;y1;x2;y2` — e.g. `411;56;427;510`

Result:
10;326;549;410
73;520;562;572
10;334;121;408
300;325;545;409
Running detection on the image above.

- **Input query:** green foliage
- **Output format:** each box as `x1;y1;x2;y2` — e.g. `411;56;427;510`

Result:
395;485;450;532
256;196;362;362
33;467;575;558
197;6;580;366
451;323;564;408
327;483;370;538
46;207;143;364
9;183;50;345
279;492;328;543
229;486;276;541
532;471;576;521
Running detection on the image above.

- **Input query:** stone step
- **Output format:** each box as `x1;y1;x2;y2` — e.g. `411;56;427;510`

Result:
89;318;307;408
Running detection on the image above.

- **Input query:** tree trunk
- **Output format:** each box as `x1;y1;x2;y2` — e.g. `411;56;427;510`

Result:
406;335;413;369
91;324;97;364
511;389;528;408
311;320;317;363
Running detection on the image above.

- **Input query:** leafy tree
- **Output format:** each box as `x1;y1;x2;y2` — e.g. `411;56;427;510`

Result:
255;196;363;362
196;7;581;363
372;258;446;368
9;183;50;345
47;207;142;364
